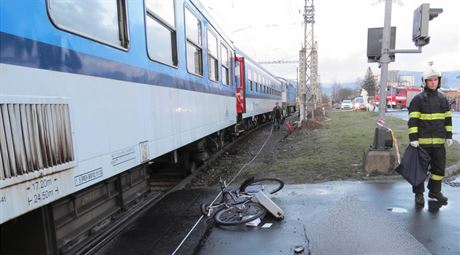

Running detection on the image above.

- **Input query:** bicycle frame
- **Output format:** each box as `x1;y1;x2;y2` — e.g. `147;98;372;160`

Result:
202;180;254;217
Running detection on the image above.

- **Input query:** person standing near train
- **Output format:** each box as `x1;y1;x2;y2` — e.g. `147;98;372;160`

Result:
273;102;283;130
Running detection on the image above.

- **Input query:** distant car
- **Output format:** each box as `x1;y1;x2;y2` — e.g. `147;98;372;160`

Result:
341;99;353;110
353;97;366;111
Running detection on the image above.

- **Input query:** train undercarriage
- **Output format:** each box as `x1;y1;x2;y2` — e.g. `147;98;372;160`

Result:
0;113;274;255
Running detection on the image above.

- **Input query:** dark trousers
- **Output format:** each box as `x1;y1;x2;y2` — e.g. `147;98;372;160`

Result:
413;146;446;194
274;118;281;130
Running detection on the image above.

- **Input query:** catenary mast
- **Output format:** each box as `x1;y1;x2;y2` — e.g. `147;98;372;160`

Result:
299;0;317;122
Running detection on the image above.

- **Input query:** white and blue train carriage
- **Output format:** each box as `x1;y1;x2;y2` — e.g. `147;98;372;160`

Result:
279;78;298;114
235;49;283;129
0;0;246;252
0;0;285;253
0;0;236;223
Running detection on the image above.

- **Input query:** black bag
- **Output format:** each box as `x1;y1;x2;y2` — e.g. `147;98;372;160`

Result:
395;146;431;186
280;116;285;125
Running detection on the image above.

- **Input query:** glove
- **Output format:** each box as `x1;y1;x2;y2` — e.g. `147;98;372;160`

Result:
410;141;419;148
446;139;453;147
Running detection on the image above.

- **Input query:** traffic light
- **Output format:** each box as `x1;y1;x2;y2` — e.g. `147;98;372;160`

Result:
412;3;443;47
367;27;396;63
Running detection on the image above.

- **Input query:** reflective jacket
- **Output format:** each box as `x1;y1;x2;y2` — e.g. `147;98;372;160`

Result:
408;88;452;147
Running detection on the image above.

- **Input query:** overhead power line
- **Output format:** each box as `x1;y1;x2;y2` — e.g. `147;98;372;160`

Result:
257;60;299;64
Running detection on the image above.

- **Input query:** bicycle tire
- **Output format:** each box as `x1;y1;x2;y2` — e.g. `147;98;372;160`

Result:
214;202;266;226
201;203;211;216
240;177;284;194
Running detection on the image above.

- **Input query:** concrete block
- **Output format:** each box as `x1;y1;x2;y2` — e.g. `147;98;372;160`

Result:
364;149;396;173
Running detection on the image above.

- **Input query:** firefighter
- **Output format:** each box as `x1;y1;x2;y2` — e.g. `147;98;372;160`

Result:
408;68;453;206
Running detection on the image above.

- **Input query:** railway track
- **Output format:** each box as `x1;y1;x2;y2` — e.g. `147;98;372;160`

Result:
75;122;273;255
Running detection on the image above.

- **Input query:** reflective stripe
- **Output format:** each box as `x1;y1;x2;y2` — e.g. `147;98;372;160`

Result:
431;174;444;181
446;126;453;132
419;138;445;144
420;113;445;120
408;127;418;134
410;112;421;118
445;111;453;118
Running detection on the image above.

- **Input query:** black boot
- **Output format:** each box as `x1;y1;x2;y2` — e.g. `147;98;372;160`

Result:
415;193;425;206
428;191;448;203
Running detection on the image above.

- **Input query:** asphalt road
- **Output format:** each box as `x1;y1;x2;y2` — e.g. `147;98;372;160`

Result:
101;178;460;255
198;179;460;255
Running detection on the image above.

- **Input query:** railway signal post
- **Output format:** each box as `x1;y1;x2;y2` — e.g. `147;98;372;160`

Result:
365;0;442;173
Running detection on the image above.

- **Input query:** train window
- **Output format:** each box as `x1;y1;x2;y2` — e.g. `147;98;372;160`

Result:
185;8;203;75
146;0;175;27
228;49;234;85
221;44;230;85
145;0;178;66
235;60;240;88
48;0;129;49
207;30;218;81
248;70;253;91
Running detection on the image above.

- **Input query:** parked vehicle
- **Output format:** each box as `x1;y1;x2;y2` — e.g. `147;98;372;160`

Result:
341;99;353;110
353;97;366;111
375;85;423;109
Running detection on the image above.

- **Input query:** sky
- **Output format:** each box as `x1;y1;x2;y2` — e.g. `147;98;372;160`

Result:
199;0;460;85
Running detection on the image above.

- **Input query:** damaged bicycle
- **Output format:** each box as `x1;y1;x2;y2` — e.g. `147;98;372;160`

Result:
200;177;284;226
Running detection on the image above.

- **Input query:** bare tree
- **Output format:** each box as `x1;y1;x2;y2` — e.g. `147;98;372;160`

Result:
337;88;353;101
331;81;342;103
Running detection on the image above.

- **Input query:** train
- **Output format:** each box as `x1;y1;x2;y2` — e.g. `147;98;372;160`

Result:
279;78;298;114
0;0;295;253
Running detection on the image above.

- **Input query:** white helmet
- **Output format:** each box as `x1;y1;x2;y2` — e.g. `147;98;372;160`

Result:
422;68;442;88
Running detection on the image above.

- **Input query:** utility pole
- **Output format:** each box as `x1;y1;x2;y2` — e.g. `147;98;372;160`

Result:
377;0;392;123
312;41;319;112
299;0;316;123
299;48;306;125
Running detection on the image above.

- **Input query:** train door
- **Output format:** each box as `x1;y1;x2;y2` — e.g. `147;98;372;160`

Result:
235;56;246;114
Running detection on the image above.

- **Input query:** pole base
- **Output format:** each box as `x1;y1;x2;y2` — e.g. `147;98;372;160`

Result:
364;149;396;173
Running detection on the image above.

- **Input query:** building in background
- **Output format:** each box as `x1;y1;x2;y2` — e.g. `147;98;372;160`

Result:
443;75;460;111
457;75;460;91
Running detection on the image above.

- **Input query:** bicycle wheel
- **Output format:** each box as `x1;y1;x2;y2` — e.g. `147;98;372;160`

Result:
214;202;266;226
201;203;211;216
240;178;284;194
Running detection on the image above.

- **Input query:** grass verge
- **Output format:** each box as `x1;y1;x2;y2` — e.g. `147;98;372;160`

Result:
245;111;460;184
